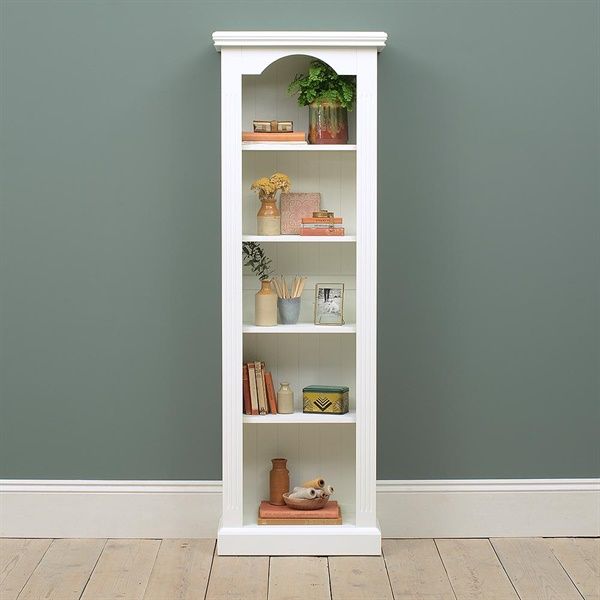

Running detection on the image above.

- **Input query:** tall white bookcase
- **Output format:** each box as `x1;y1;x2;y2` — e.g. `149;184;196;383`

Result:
214;31;387;556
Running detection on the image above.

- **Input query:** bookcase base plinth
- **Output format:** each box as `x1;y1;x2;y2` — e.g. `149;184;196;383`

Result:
217;522;381;555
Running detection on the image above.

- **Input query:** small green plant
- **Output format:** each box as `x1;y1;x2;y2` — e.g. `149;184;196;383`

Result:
242;242;272;281
288;60;356;110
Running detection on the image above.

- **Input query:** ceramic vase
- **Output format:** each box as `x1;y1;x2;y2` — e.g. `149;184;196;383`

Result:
308;101;348;144
269;458;289;506
257;193;280;235
255;280;277;326
277;382;294;414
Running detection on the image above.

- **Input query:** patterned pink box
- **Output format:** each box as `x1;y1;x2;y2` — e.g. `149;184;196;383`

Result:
280;192;321;235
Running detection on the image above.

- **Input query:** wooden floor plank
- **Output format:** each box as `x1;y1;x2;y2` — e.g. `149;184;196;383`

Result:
80;539;160;600
436;538;519;600
383;539;456;600
17;539;105;600
143;539;215;600
547;538;599;600
329;555;394;600
493;538;585;600
268;556;331;600
205;555;269;600
0;539;52;600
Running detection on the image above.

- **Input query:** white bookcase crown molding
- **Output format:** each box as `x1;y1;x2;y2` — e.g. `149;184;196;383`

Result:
212;31;387;51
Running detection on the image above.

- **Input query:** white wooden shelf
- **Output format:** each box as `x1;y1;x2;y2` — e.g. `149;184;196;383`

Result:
243;410;356;424
242;143;356;152
243;323;356;334
242;235;356;243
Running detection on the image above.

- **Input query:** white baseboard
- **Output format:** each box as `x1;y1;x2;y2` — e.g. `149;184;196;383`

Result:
377;479;599;538
1;479;598;539
0;481;222;539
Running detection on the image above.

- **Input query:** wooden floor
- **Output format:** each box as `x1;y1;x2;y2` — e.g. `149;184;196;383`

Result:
0;538;597;599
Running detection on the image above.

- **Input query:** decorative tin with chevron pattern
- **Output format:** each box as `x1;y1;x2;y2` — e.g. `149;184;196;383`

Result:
302;385;349;414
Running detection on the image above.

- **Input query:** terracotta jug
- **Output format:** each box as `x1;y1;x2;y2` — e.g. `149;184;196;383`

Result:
257;193;280;235
269;458;289;506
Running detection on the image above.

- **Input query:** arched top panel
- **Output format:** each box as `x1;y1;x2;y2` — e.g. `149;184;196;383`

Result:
240;47;358;76
253;53;346;77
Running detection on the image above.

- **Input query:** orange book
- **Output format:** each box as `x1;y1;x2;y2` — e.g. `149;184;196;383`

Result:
258;501;340;520
300;227;345;236
242;131;306;142
242;365;251;415
301;217;343;224
264;371;278;414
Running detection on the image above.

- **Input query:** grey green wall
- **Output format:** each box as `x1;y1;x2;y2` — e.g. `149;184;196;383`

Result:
1;1;598;480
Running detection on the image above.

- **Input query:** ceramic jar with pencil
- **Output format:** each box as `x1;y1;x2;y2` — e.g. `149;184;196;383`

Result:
271;275;307;325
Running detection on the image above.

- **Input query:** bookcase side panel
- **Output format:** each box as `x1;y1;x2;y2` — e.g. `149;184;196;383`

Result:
221;48;244;528
355;49;378;529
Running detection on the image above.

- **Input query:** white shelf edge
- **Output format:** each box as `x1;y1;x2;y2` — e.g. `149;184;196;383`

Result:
213;31;387;51
242;235;356;243
242;143;356;152
243;410;356;424
243;323;356;334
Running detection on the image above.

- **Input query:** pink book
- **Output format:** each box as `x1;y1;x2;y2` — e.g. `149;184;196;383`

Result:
280;193;321;235
259;500;340;519
300;227;345;236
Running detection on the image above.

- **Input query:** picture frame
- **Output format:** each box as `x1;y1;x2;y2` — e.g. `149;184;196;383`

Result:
314;283;345;325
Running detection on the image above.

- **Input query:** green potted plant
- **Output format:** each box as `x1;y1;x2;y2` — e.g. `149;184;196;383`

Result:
288;60;356;144
242;242;276;326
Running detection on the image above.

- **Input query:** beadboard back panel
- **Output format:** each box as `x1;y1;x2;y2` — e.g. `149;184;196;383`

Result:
243;423;356;526
242;242;356;324
242;151;357;235
242;55;357;144
243;333;357;413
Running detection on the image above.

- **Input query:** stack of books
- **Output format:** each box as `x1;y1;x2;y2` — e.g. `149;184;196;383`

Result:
243;362;277;415
258;501;342;525
300;214;345;236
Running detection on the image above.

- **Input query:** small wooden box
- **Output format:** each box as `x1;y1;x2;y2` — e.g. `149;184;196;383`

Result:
253;120;294;133
303;386;349;414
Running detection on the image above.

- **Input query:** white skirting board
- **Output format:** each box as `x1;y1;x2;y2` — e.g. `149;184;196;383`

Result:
1;479;598;539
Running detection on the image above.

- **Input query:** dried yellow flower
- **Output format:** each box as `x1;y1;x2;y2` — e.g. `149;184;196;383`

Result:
251;172;291;196
269;172;291;193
